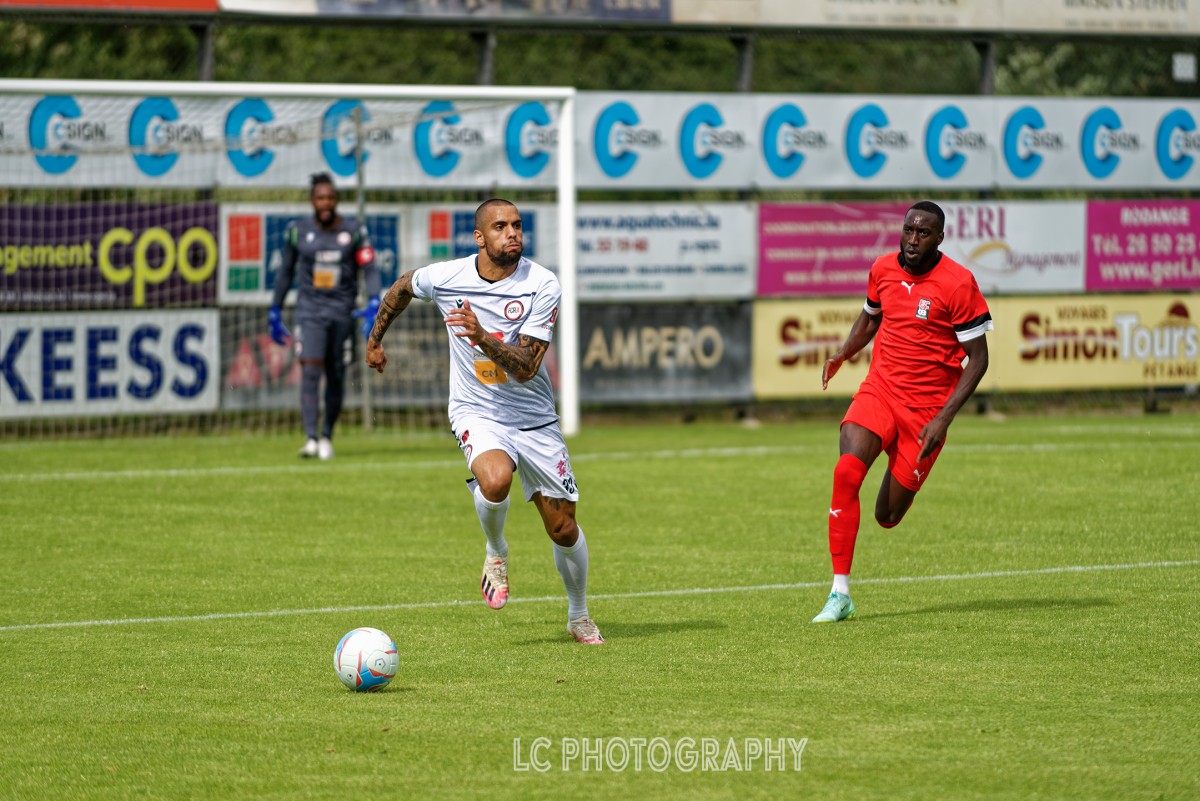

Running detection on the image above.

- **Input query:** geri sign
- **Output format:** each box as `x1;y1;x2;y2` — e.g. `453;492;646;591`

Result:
0;202;219;311
0;310;219;419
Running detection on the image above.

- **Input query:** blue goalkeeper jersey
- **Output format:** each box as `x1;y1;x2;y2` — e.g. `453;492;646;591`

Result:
271;215;381;321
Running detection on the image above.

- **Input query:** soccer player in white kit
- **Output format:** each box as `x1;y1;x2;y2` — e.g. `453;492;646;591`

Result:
364;199;603;644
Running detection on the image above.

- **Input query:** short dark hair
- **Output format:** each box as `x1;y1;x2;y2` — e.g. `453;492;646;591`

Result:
310;172;336;195
909;200;945;231
474;198;517;231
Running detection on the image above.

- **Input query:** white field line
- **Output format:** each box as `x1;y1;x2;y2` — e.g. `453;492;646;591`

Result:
7;438;1198;483
1;559;1196;634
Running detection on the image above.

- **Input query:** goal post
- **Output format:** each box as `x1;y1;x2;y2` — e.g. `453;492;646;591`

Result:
0;79;579;437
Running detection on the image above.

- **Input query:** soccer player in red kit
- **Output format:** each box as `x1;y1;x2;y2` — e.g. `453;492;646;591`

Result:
812;201;993;623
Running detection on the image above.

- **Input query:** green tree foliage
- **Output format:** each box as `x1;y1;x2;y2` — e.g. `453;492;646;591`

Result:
0;17;1195;99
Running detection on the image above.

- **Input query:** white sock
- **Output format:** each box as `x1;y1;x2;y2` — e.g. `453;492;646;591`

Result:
832;574;850;596
473;485;509;558
553;529;589;621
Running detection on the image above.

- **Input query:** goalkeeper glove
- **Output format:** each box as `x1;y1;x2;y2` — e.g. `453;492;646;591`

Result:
353;296;381;339
267;305;290;346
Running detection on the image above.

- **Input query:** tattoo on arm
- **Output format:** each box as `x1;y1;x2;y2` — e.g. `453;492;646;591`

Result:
369;271;416;345
475;333;548;382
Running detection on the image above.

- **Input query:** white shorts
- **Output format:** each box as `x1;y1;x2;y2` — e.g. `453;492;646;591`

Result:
451;417;579;503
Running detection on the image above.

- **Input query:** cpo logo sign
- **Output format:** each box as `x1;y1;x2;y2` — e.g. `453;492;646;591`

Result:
1080;106;1139;180
1002;105;1065;180
415;100;484;179
844;103;907;179
679;103;744;180
593;100;663;179
761;103;827;179
129;97;205;178
28;94;108;175
505;102;556;179
924;105;986;180
1156;108;1200;181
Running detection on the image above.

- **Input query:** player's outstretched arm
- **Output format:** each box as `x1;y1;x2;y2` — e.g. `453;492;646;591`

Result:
822;310;881;389
917;335;990;460
365;270;417;374
444;299;548;383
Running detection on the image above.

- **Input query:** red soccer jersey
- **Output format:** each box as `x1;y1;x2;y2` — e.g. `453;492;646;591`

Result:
862;252;992;408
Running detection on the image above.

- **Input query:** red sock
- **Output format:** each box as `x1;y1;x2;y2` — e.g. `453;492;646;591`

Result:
828;454;869;575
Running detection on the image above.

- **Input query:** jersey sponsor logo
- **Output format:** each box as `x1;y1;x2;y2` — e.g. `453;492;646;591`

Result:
901;280;915;295
337;231;351;245
916;298;931;320
829;508;842;518
913;468;925;482
680;102;745;180
1156;108;1199;181
504;300;524;320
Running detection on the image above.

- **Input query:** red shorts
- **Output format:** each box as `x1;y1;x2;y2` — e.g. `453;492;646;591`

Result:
842;383;945;492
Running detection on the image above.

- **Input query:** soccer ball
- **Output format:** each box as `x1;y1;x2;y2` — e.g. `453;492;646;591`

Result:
333;627;398;692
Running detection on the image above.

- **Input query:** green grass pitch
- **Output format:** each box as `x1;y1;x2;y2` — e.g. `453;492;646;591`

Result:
1;413;1198;800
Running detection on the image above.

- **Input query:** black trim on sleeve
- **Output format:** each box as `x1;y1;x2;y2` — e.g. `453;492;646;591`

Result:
954;312;993;333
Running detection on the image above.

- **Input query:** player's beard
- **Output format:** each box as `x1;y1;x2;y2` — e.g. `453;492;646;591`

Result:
488;241;523;267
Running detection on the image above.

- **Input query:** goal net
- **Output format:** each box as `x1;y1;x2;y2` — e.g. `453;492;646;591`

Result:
0;80;578;440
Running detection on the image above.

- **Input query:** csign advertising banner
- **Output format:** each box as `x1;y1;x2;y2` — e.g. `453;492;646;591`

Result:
751;297;870;399
988;295;1199;390
0;92;560;189
220;204;402;307
758;201;1087;298
0;309;219;419
1085;200;1200;292
578;92;1200;191
0;202;218;311
577;203;756;300
581;301;752;403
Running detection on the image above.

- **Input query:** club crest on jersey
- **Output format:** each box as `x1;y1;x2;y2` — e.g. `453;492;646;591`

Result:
916;298;931;320
504;300;524;320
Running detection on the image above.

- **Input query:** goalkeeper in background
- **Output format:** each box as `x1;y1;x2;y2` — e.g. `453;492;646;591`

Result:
267;172;381;460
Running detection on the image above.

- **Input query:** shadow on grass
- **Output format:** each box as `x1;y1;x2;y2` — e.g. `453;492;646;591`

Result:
859;596;1115;622
511;618;727;646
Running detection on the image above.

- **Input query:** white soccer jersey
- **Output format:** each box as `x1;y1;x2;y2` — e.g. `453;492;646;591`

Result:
411;255;560;429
